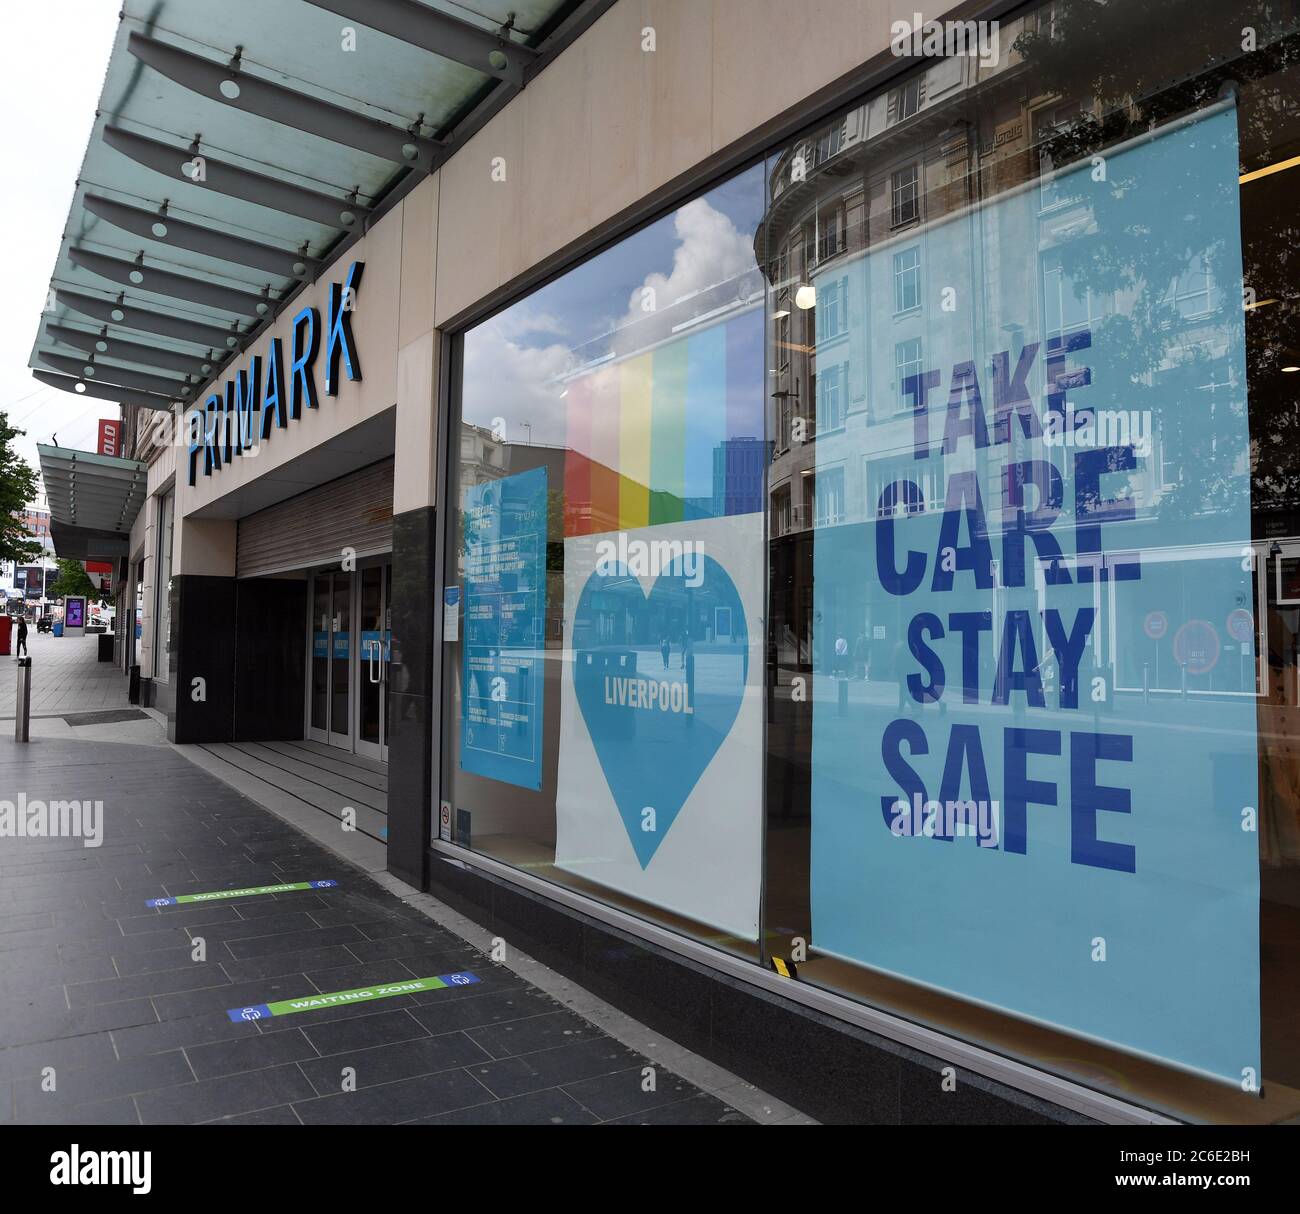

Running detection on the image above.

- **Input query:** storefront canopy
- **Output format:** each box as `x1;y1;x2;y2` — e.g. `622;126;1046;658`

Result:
29;0;600;411
36;444;147;561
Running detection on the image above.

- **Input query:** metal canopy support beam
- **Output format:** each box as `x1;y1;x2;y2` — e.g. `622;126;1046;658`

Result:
128;33;442;171
45;483;145;507
51;494;147;512
46;323;214;378
44;470;147;494
82;194;319;280
32;370;178;413
303;0;537;89
68;246;266;316
55;287;239;351
37;351;195;400
103;125;371;230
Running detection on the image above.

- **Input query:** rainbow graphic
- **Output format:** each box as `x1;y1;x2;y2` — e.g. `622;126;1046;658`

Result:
563;308;765;537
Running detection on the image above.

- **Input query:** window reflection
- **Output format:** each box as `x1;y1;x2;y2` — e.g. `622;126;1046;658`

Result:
450;167;769;955
761;0;1300;1123
446;0;1300;1124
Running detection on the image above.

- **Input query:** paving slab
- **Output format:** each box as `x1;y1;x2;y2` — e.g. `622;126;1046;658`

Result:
0;725;805;1124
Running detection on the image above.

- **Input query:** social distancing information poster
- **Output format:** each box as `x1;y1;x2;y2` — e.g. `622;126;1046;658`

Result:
810;105;1261;1084
460;466;548;791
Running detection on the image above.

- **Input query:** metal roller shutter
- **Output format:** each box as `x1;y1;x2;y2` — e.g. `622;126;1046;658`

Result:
236;458;394;578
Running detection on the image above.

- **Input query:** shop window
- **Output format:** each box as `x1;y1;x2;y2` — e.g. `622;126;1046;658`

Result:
1042;255;1102;342
446;0;1300;1126
817;207;846;263
891;163;920;227
1166;254;1215;318
816;274;848;340
893;246;921;313
817;361;847;432
757;0;1300;1126
813;465;845;526
449;164;769;960
894;337;924;411
816;121;846;164
892;77;922;123
773;485;793;537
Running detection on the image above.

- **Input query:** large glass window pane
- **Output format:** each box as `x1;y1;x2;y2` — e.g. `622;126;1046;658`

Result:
440;0;1300;1124
447;167;768;956
761;0;1300;1123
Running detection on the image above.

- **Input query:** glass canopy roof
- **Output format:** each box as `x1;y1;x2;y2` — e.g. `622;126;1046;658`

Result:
30;0;586;411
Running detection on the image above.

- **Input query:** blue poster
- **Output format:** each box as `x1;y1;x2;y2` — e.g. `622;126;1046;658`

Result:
810;105;1259;1085
460;465;548;790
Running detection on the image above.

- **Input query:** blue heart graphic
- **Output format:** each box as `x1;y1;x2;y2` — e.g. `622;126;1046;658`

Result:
573;555;748;868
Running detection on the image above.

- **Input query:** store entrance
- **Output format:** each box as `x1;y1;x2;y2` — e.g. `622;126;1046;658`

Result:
307;563;391;760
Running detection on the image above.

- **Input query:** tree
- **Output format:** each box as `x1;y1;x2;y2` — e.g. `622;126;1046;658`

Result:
1012;0;1300;525
46;558;98;602
0;412;41;566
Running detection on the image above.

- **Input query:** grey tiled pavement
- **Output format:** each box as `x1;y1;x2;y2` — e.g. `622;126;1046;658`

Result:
0;631;130;719
0;727;788;1124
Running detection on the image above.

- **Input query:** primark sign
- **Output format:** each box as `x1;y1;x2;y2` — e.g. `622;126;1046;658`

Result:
186;261;364;486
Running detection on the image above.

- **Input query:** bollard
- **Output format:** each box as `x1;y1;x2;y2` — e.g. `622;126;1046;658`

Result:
15;656;32;743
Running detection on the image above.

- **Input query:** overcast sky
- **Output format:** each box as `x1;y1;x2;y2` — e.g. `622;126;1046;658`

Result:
0;1;120;507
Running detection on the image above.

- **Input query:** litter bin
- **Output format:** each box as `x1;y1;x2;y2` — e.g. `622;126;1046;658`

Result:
53;620;64;637
97;633;114;662
0;616;11;656
128;663;141;705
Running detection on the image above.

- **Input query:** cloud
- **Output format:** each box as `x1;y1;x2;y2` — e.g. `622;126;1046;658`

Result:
460;196;759;453
623;197;756;323
461;316;573;447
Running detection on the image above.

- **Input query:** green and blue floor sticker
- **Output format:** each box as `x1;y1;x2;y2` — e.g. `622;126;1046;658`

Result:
146;879;338;908
227;973;479;1022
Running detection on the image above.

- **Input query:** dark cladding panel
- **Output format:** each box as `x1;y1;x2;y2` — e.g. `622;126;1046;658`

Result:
235;577;308;739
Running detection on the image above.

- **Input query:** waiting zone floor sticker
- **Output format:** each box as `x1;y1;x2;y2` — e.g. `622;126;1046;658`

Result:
227;973;480;1022
146;880;339;908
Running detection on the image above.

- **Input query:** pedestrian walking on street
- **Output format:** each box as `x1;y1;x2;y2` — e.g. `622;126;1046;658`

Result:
14;615;27;658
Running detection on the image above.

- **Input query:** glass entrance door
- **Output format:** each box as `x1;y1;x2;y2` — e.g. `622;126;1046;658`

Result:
307;564;390;759
307;570;356;750
356;564;390;761
309;575;330;740
330;572;354;749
